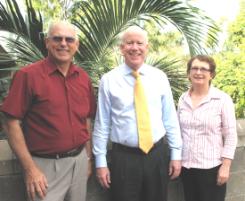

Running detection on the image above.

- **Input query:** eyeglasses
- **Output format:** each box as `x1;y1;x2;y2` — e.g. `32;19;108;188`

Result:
190;66;211;73
49;36;76;43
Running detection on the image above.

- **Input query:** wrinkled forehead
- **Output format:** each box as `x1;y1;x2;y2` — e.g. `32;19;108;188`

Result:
50;26;75;36
123;31;148;43
48;22;77;38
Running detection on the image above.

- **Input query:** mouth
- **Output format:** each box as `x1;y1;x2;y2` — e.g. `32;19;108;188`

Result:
129;52;141;58
57;49;69;52
56;49;70;56
193;76;204;79
192;77;205;82
129;50;141;55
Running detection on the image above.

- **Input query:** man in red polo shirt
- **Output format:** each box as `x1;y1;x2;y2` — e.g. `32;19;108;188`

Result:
1;21;96;201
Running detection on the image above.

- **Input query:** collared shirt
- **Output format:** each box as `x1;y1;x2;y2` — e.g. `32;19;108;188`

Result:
93;63;182;167
178;86;237;169
1;57;96;154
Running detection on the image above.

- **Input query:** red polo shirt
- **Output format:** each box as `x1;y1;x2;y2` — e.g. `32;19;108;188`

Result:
1;58;96;154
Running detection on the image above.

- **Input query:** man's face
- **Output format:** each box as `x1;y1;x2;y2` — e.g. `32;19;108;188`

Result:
120;32;148;70
45;24;79;65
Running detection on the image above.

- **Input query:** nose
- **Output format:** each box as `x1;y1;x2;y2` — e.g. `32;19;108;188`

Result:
196;69;202;73
192;68;203;73
60;38;68;46
131;42;139;49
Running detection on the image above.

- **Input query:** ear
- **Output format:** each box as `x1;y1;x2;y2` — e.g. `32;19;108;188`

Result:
120;44;125;56
145;43;149;53
45;37;49;49
187;73;191;82
211;72;216;79
75;39;79;50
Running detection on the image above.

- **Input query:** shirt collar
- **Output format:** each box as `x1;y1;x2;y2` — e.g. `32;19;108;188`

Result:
187;85;220;100
44;57;79;76
122;63;147;76
207;86;221;99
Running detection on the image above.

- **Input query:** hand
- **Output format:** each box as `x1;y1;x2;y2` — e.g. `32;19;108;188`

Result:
217;163;230;186
169;160;181;180
24;165;48;201
96;167;111;189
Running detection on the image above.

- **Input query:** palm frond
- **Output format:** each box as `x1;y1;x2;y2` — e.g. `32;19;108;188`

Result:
0;35;44;67
146;56;188;102
0;0;46;58
71;0;219;65
0;0;219;102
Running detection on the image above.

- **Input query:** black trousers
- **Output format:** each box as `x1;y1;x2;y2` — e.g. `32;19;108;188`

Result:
181;166;226;201
110;139;170;201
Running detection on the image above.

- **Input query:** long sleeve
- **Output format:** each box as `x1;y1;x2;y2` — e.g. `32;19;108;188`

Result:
221;94;237;159
92;75;111;168
161;77;182;160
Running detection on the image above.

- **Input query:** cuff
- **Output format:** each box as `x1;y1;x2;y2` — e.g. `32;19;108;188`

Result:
170;149;182;160
95;154;108;168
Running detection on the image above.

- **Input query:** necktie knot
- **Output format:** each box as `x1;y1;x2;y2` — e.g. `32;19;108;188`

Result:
132;71;139;79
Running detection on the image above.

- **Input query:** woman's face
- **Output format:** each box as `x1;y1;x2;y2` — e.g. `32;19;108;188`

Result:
188;59;213;87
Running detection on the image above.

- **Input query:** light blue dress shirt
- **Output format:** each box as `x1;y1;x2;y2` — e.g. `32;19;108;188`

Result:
93;63;182;167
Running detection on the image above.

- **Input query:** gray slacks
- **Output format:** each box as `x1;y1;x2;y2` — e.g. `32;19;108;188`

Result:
32;148;88;201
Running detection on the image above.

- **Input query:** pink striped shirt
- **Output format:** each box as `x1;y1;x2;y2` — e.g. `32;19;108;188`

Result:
178;86;237;169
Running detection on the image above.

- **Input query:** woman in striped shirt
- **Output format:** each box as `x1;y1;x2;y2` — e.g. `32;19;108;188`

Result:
178;55;237;201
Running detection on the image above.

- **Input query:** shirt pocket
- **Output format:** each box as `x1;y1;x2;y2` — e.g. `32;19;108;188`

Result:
31;84;53;114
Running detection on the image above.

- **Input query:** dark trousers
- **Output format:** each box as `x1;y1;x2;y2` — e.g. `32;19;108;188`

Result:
181;166;226;201
110;139;169;201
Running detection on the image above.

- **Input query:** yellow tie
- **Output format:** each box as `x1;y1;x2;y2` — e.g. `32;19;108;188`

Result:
132;71;153;154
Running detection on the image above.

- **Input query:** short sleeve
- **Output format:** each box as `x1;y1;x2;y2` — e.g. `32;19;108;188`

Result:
1;70;32;119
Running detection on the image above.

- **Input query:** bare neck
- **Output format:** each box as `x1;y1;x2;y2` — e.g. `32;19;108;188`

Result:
190;84;210;97
56;64;70;77
48;55;72;76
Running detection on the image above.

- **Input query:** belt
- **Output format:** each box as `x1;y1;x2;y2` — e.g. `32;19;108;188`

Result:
31;144;84;159
112;137;163;154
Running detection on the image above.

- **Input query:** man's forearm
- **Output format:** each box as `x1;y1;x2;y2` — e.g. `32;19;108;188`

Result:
3;116;48;201
4;118;36;171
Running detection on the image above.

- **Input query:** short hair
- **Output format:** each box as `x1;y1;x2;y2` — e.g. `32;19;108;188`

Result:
187;55;216;78
46;20;78;40
119;25;148;45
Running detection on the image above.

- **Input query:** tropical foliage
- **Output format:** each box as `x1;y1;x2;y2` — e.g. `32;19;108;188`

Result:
0;0;219;102
213;0;245;118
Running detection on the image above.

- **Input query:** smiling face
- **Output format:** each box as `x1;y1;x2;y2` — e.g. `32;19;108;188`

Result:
120;28;148;70
45;22;79;66
188;59;214;87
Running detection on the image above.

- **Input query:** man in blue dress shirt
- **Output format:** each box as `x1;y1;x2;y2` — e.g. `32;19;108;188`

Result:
92;26;182;201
